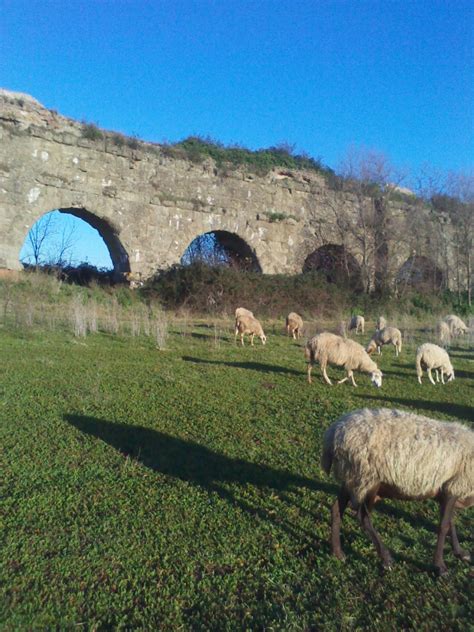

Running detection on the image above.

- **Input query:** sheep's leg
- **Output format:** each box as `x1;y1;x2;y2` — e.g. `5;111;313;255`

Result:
377;345;381;355
434;496;457;576
428;369;436;385
440;370;445;385
357;503;393;569
240;333;245;347
307;363;313;384
234;327;239;344
322;366;333;386
435;369;440;383
449;520;471;562
250;333;255;346
331;486;350;560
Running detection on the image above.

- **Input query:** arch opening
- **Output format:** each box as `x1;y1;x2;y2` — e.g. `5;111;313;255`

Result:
303;244;362;287
19;208;130;281
396;255;444;291
181;231;261;272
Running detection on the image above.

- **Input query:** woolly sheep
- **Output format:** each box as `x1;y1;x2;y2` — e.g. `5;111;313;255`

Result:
235;307;254;320
376;316;386;331
416;343;455;385
286;312;304;339
235;314;267;346
366;326;402;356
443;314;468;337
305;332;382;387
321;408;474;575
348;315;365;335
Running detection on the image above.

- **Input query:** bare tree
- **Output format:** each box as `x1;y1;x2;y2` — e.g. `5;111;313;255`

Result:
335;146;408;294
21;212;78;268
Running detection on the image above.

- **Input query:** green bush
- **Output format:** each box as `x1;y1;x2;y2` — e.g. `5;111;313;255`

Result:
81;122;103;141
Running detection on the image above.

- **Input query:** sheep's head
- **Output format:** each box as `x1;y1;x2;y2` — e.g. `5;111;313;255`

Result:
366;339;377;355
260;333;267;345
370;370;383;388
446;369;455;382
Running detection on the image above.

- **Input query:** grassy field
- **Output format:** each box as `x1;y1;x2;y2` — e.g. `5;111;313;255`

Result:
1;319;473;630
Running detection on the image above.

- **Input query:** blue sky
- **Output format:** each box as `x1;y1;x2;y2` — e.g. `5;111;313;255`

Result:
2;0;473;268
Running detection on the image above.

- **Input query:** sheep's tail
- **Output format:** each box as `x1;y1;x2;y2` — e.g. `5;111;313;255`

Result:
321;425;336;475
321;441;333;475
304;341;315;364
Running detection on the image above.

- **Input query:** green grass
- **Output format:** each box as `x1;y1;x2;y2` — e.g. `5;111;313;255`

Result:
1;322;473;630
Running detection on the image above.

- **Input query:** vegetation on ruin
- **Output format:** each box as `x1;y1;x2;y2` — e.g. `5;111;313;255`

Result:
1;277;472;629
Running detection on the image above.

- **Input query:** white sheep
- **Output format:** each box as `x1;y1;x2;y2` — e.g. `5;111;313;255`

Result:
416;343;455;385
366;326;402;356
305;332;382;387
443;314;468;337
235;314;266;346
235;307;254;320
348;315;365;335
321;408;474;575
286;312;304;339
376;316;386;331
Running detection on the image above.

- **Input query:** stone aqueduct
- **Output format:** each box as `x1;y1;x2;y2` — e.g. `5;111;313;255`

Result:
0;90;452;287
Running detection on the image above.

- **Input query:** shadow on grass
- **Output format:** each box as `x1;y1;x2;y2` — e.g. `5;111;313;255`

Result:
353;394;473;423
65;414;335;545
182;356;302;376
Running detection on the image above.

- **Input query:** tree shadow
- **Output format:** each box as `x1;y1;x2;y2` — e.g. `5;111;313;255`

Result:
182;356;302;376
65;414;336;546
353;394;473;423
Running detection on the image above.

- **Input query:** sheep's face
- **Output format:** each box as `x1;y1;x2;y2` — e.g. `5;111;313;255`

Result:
371;371;383;388
447;370;455;382
260;334;267;345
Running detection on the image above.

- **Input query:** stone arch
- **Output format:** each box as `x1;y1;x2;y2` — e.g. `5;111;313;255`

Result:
396;255;444;291
181;230;262;272
302;243;362;286
19;207;130;277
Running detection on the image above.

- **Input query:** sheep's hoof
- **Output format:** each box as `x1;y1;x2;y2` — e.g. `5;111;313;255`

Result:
382;557;394;572
455;550;471;563
436;565;449;577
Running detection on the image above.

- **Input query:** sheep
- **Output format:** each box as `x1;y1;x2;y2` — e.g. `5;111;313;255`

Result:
305;332;382;387
235;314;266;346
436;320;451;347
416;343;455;385
443;314;468;337
376;316;386;331
286;312;304;339
321;407;474;575
366;326;402;357
235;307;254;320
348;315;365;335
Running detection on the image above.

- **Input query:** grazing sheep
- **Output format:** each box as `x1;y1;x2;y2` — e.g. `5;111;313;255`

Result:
348;315;365;335
376;316;386;331
235;307;254;320
321;408;474;575
235;315;266;346
436;320;451;347
416;343;455;385
366;326;402;356
443;314;468;337
286;312;304;339
305;332;382;387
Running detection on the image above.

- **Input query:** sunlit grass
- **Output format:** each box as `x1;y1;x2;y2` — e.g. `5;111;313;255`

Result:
1;323;472;629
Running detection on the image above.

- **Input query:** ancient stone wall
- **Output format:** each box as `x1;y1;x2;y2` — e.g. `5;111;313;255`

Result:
0;89;456;288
